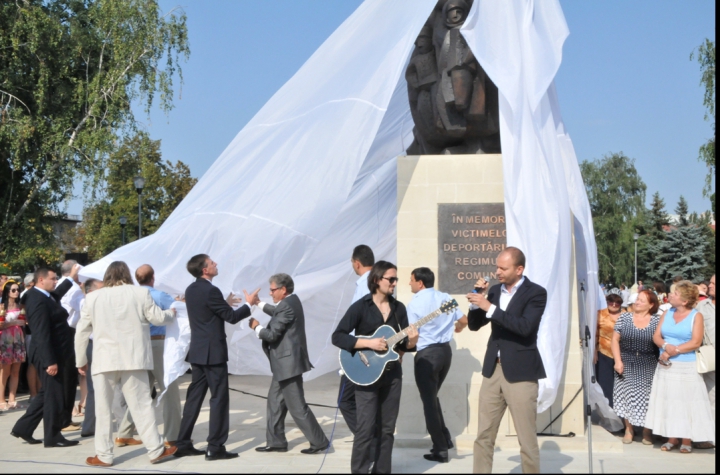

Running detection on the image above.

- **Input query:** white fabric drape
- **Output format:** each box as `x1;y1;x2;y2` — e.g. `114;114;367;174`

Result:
158;301;190;404
81;0;614;421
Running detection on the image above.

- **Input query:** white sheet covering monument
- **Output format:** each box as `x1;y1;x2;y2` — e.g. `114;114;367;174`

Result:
81;0;612;420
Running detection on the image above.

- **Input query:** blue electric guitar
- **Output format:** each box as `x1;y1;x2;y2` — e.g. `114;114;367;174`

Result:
339;299;459;386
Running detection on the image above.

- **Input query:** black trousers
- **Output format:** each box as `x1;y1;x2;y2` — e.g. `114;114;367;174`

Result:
595;352;614;408
61;328;78;428
12;359;66;444
81;341;95;435
352;363;402;474
338;374;358;434
177;362;230;452
414;343;453;456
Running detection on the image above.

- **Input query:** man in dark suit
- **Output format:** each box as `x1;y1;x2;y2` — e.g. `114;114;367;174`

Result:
174;254;258;460
11;265;81;447
248;273;329;454
466;247;547;474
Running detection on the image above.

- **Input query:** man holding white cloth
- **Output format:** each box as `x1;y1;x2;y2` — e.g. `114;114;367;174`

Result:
75;261;177;466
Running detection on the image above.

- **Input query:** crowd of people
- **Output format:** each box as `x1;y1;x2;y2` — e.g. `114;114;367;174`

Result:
596;275;716;452
2;251;714;472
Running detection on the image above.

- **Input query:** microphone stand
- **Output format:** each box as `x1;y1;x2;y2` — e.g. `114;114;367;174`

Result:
579;280;593;473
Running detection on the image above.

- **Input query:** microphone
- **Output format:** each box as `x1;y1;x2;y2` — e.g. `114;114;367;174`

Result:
472;276;491;294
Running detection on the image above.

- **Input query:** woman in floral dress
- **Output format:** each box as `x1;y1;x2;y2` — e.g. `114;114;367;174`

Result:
0;280;27;411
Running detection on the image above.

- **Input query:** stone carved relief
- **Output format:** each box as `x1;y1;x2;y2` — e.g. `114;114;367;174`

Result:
406;0;501;155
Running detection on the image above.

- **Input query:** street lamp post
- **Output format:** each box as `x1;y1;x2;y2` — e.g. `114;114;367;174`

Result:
633;233;639;286
119;215;127;245
133;176;145;239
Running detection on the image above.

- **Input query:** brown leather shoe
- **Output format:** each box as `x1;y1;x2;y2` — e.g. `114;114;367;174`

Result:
151;446;178;464
164;440;177;448
115;437;142;447
86;456;112;467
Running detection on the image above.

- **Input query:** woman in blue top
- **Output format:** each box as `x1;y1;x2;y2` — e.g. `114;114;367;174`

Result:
645;281;714;453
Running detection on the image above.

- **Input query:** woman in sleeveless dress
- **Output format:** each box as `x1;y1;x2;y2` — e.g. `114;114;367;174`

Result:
645;280;715;453
611;290;660;444
0;280;28;411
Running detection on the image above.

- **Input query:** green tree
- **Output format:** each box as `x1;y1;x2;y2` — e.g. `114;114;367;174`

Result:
580;152;647;285
647;192;670;236
691;39;715;206
76;133;196;260
0;0;189;267
645;226;708;283
674;195;690;226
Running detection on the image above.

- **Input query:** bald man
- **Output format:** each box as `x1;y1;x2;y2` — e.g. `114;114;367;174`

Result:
115;265;181;447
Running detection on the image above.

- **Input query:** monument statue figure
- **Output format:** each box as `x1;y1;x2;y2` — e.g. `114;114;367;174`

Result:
406;0;501;155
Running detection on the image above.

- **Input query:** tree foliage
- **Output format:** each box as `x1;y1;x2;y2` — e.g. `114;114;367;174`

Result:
0;0;189;269
691;39;715;203
674;195;689;226
580;152;647;285
75;133;196;260
644;225;708;283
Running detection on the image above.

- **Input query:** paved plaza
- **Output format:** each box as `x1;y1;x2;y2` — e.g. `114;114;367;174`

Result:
0;373;714;473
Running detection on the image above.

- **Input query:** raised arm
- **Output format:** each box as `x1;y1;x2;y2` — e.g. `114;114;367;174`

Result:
143;290;176;326
258;303;293;343
208;286;251;324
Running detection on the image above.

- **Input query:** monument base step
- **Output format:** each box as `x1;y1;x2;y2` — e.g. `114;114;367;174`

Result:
395;427;623;453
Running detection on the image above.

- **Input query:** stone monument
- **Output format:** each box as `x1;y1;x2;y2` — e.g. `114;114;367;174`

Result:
395;0;588;451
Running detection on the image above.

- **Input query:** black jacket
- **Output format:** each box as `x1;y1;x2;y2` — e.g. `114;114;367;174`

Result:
23;280;73;369
468;277;547;382
332;293;415;354
258;294;313;382
184;278;251;365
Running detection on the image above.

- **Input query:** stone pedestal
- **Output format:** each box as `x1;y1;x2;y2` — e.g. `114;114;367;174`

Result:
395;154;584;449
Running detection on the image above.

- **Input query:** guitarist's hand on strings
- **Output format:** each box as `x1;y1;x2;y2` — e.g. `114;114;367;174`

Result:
363;338;388;352
406;325;419;349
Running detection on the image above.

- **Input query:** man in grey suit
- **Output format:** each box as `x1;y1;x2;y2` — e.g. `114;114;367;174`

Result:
247;273;329;454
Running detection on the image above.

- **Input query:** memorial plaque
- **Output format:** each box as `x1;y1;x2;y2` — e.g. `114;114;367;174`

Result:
438;203;507;294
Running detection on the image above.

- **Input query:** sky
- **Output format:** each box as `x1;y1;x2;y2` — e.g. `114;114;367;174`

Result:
67;0;716;216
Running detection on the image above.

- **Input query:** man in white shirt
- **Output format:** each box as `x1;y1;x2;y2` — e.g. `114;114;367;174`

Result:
58;259;85;430
338;244;374;435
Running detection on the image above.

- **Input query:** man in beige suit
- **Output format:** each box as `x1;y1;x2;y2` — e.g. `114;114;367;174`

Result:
75;261;178;467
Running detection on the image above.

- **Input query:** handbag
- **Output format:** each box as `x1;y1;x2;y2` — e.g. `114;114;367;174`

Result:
696;324;715;374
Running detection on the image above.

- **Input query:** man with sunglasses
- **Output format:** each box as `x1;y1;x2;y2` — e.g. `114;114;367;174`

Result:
332;261;419;474
247;273;329;454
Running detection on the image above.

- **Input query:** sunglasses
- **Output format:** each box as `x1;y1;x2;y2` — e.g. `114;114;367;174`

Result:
382;277;398;284
608;302;621;306
9;288;19;293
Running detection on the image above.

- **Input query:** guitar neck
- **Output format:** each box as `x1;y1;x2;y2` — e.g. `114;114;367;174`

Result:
386;308;443;348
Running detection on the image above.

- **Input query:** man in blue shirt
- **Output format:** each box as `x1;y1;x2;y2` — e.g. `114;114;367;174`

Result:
407;267;467;463
116;265;181;448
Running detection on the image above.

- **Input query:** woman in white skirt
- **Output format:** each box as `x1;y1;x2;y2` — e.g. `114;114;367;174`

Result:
645;281;715;453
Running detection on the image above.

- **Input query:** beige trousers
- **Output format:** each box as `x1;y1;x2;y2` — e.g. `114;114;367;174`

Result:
94;370;164;464
473;364;540;474
118;340;181;441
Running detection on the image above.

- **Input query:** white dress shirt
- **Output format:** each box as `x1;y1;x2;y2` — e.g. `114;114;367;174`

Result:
58;276;84;328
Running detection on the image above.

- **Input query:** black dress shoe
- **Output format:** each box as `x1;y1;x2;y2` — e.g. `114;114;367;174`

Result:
300;445;330;454
173;446;205;457
255;446;288;453
10;431;42;445
205;450;239;461
80;432;94;438
45;439;80;448
447;439;454;449
423;452;449;463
